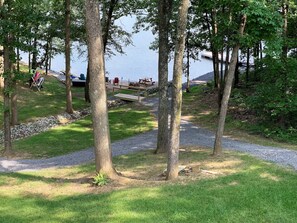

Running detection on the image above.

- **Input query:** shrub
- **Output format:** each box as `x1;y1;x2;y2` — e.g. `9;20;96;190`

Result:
246;57;297;128
93;173;109;186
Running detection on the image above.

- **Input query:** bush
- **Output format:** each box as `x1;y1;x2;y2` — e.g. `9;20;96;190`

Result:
93;173;109;186
246;57;297;128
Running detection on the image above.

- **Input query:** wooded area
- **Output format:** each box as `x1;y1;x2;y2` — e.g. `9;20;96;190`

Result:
1;1;297;222
0;0;297;182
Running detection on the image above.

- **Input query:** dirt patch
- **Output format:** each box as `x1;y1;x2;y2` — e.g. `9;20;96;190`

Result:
0;147;245;197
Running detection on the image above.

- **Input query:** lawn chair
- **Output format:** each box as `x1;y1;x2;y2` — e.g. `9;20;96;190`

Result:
29;71;41;88
30;77;44;91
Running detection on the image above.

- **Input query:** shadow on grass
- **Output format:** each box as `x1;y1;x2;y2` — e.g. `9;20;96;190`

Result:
1;163;297;223
3;106;155;158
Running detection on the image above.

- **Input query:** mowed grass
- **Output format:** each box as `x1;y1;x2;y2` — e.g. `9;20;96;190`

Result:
5;104;155;158
0;148;297;222
0;73;87;128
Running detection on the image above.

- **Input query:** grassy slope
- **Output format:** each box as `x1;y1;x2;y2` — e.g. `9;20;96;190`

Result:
182;85;297;150
4;104;155;158
0;72;155;157
0;148;296;222
0;73;87;128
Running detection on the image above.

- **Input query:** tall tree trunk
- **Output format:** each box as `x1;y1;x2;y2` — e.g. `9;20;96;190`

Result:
224;45;230;80
185;30;191;93
166;0;189;180
205;13;219;88
0;45;4;89
218;47;224;112
0;0;4;89
32;33;38;70
213;14;247;156
85;62;91;103
28;40;32;73
16;45;20;72
102;0;118;50
2;0;13;155
65;0;73;114
282;1;288;58
234;56;239;88
155;0;172;154
3;46;12;155
11;64;18;126
85;0;116;103
246;47;250;86
45;38;50;75
210;10;219;88
85;0;117;178
186;41;190;93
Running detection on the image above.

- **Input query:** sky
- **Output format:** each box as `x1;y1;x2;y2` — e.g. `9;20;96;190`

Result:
22;16;214;83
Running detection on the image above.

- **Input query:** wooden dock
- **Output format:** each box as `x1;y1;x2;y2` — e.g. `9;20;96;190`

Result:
114;93;145;102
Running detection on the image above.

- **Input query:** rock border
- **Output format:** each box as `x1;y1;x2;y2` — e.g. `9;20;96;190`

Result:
0;99;126;144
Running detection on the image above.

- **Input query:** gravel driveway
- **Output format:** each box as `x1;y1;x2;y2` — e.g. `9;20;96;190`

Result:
1;99;297;172
1;73;297;172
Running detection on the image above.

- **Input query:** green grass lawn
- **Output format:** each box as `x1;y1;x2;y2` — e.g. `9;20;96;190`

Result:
3;104;155;158
0;148;296;222
0;73;88;128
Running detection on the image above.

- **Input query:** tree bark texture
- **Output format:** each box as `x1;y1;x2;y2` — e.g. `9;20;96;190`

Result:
32;34;38;70
102;0;117;51
213;14;247;156
0;45;4;89
11;65;18;126
155;0;172;154
65;0;74;114
282;1;288;58
85;0;116;103
2;0;13;155
166;0;189;180
3;45;12;155
0;0;4;89
246;48;250;85
85;62;91;103
85;0;117;177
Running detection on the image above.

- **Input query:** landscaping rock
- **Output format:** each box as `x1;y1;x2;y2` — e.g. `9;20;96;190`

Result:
0;99;126;144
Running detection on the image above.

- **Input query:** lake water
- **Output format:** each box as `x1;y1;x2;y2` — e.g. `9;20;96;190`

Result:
22;16;215;83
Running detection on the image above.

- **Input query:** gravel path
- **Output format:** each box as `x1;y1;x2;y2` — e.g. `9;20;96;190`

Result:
1;72;297;172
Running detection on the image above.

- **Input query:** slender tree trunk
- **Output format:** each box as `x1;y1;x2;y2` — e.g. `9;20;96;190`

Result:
3;41;13;155
185;30;191;93
11;64;18;126
259;41;263;60
218;47;224;111
186;42;190;93
234;56;239;88
16;45;20;72
102;0;117;50
205;13;218;88
28;40;32;73
282;1;288;58
85;0;117;178
45;38;50;75
167;0;189;180
32;33;38;70
213;14;247;156
0;0;4;89
65;0;73;114
0;45;4;89
155;0;172;154
2;0;13;155
85;62;91;103
211;10;219;88
246;47;250;86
